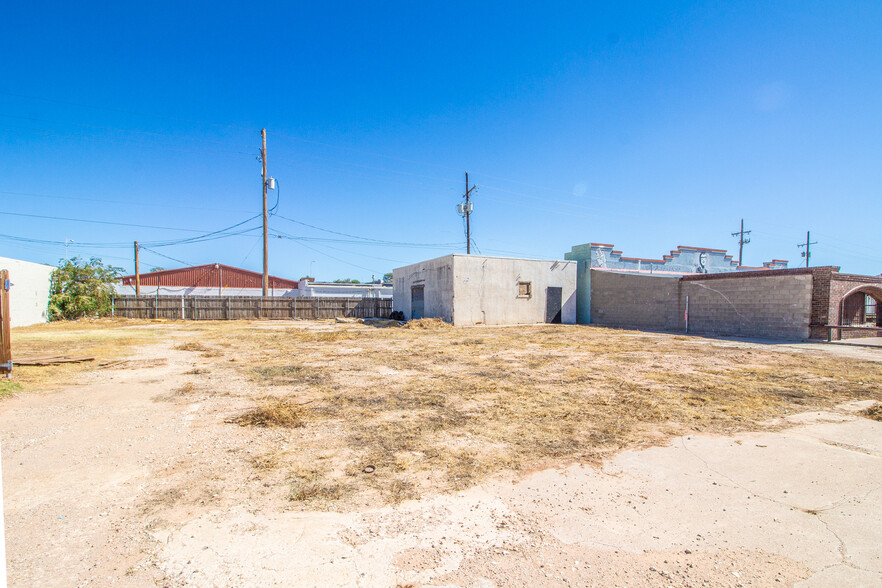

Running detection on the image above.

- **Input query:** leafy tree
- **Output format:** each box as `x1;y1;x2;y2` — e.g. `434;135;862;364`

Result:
149;266;166;272
382;272;393;283
332;278;361;284
49;257;124;320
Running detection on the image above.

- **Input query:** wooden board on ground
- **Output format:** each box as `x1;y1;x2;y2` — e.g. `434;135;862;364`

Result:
13;355;95;366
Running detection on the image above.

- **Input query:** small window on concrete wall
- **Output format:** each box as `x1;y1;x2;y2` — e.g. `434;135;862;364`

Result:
517;281;532;298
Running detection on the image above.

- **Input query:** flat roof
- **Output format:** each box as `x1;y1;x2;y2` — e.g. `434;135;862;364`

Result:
393;253;573;270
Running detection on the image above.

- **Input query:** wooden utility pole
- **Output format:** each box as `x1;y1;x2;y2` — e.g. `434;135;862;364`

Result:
798;231;817;268
134;241;141;296
1;270;11;377
462;172;476;254
465;172;471;254
731;219;751;266
261;129;269;296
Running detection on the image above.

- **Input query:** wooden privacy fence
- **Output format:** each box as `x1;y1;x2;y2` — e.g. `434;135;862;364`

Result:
112;295;392;321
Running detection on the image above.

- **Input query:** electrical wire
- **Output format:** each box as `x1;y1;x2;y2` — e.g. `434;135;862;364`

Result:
138;246;193;267
273;215;459;247
0;189;254;215
0;210;212;232
288;239;384;275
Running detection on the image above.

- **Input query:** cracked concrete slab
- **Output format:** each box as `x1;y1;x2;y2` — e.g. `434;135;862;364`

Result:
151;411;882;586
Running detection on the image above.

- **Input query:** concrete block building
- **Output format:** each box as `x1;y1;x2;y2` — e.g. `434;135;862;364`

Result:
565;242;789;324
392;255;576;326
588;266;882;340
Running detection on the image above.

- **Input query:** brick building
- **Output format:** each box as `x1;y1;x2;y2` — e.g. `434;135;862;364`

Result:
807;267;882;339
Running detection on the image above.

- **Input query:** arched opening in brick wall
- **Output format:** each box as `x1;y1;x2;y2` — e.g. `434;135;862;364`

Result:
839;285;882;327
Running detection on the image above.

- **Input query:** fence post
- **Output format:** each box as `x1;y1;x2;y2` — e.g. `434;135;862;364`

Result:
1;270;12;377
181;295;185;320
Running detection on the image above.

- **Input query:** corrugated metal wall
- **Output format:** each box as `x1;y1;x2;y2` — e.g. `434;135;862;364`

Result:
119;264;298;289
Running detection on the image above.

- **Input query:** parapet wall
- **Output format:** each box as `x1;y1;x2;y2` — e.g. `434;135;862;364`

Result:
567;243;788;275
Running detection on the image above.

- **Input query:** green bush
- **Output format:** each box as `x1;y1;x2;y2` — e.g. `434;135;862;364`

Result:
49;257;123;320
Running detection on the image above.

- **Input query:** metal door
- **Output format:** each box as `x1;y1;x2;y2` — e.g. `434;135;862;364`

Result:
411;286;424;320
546;286;562;324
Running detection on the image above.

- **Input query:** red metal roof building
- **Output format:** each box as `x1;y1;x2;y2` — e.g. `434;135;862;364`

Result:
119;264;298;291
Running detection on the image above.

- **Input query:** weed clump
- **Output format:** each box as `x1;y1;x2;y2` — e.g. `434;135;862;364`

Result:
175;382;197;394
235;397;309;428
288;469;347;502
0;381;22;397
403;318;451;330
861;403;882;421
251;364;326;386
174;342;210;352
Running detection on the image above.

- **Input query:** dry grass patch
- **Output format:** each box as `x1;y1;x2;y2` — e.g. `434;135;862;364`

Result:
8;321;162;391
176;382;197;394
234;396;310;428
251;364;328;386
174;342;210;352
402;318;451;330
288;468;348;503
153;381;201;403
210;322;882;506
24;319;880;507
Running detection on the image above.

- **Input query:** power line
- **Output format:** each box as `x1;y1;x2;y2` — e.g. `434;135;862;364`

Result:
0;214;262;248
288;240;384;275
0;190;253;215
138;246;192;267
270;229;457;251
0;210;213;232
3;92;625;206
273;215;460;247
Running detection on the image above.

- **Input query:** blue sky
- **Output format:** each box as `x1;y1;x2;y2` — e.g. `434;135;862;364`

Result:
1;1;880;280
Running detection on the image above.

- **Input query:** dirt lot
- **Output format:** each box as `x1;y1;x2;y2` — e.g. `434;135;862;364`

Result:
1;319;881;586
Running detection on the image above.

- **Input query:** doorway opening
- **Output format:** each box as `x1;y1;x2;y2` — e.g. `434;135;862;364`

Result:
411;286;425;320
546;286;562;324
